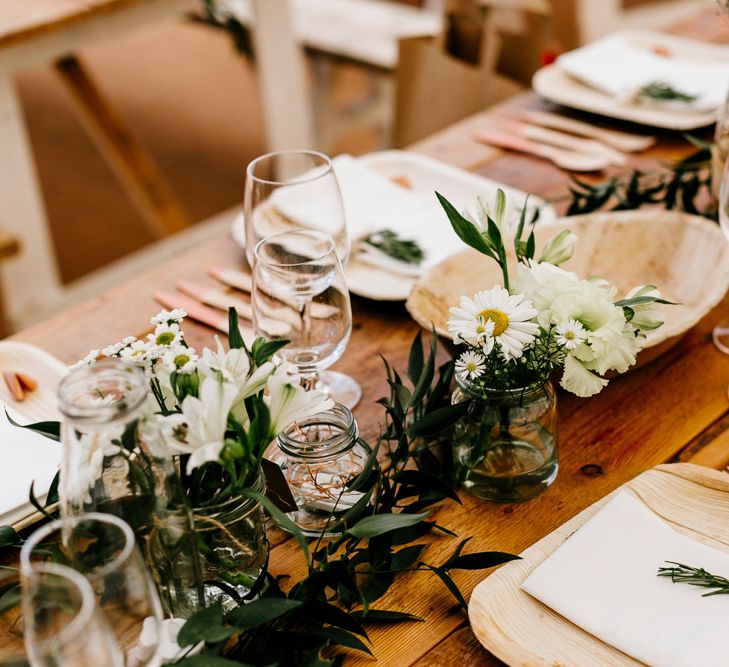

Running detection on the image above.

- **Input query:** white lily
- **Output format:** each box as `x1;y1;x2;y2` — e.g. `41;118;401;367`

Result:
162;376;239;473
623;284;664;331
266;365;334;435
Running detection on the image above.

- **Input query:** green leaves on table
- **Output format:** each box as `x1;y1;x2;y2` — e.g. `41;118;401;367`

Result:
173;330;520;665
564;136;715;219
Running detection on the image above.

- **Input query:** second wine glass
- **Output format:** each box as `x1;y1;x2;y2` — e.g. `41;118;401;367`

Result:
252;229;361;408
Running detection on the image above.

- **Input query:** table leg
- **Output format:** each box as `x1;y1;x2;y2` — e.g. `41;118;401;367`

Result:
0;75;62;330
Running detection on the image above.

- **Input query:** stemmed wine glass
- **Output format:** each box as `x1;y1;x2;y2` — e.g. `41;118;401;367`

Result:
251;229;361;408
21;561;124;667
244;150;349;267
21;513;163;667
712;157;729;355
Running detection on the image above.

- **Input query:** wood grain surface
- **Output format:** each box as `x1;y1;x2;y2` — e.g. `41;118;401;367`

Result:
5;8;729;665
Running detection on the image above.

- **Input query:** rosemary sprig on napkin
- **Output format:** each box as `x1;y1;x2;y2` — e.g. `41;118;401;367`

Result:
658;562;729;596
362;229;425;265
639;81;698;103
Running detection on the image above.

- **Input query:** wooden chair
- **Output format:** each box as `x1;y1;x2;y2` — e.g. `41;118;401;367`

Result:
220;0;551;152
0;0;195;331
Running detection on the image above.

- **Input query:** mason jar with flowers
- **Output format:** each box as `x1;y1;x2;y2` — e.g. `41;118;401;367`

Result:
437;190;671;503
63;308;333;611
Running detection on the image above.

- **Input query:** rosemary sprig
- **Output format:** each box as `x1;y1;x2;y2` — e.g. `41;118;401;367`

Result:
657;561;729;596
362;229;425;265
639;81;698;103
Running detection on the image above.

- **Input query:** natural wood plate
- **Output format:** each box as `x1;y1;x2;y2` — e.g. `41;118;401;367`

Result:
406;210;729;367
468;463;729;666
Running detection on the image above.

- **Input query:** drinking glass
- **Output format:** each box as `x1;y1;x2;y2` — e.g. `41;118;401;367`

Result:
712;157;729;354
252;229;361;408
21;513;163;667
244;150;349;267
21;562;124;667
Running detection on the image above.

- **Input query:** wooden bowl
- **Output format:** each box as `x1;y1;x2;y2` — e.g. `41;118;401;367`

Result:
406;210;729;367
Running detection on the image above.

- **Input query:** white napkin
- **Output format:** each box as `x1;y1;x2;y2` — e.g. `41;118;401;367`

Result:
271;154;466;274
522;491;729;667
556;33;729;111
0;405;61;525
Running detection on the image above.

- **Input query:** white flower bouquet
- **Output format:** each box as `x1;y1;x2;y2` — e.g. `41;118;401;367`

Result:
437;190;672;397
71;308;333;505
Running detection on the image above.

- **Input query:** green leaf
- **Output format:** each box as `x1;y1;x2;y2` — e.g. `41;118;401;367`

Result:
227;597;303;630
353;609;423;623
435;192;494;258
244;489;310;564
513;200;528;260
297;601;368;638
0;526;21;548
408;332;436;409
347;512;430;539
394;469;460;504
406;331;424;386
422;564;468;610
391;544;426;570
251;337;290;366
614;295;676;308
407;402;470;439
177;603;236;647
28;482;51;519
314;627;372;655
444;551;520;571
5;411;60;442
227;307;246;350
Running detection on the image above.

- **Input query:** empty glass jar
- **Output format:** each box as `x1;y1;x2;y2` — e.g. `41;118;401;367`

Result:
271;403;373;536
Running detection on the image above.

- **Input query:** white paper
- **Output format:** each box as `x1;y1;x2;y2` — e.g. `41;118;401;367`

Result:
522;491;729;667
0;405;61;525
557;33;729;111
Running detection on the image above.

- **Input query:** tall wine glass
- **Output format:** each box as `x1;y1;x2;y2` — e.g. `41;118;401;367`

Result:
252;229;361;408
244;150;349;267
21;513;163;667
712;157;729;354
21;562;124;667
0;569;29;666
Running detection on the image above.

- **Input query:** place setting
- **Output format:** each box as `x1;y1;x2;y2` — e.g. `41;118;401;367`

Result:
4;2;729;666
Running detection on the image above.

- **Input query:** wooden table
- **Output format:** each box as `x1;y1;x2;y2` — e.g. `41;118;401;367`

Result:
10;9;729;666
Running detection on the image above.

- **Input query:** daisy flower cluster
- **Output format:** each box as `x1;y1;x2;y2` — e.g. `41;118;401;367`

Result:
66;308;333;503
439;190;670;397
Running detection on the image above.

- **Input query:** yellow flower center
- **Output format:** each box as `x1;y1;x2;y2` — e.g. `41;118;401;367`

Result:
479;309;509;337
564;331;575;340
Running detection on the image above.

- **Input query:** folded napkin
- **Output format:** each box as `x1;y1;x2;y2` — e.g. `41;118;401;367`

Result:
557;33;729;111
0;405;61;525
271;155;480;275
522;491;729;667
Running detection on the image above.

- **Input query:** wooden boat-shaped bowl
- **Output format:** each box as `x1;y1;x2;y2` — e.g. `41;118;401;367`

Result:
406;210;729;368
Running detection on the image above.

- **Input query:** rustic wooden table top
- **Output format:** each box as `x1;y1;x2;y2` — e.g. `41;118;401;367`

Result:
9;8;729;665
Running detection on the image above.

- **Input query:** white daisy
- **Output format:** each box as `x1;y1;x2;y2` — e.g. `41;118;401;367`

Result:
447;302;495;346
555;319;587;350
149;322;182;347
162;346;199;374
455;287;539;361
120;340;152;363
455;351;486;381
151;309;187;326
69;349;100;371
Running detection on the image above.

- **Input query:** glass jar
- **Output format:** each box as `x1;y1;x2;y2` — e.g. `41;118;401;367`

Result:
58;358;204;617
451;377;558;503
271;403;373;536
192;470;268;610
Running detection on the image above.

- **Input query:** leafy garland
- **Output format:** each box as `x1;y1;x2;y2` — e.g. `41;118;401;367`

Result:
0;332;518;666
563;136;715;220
